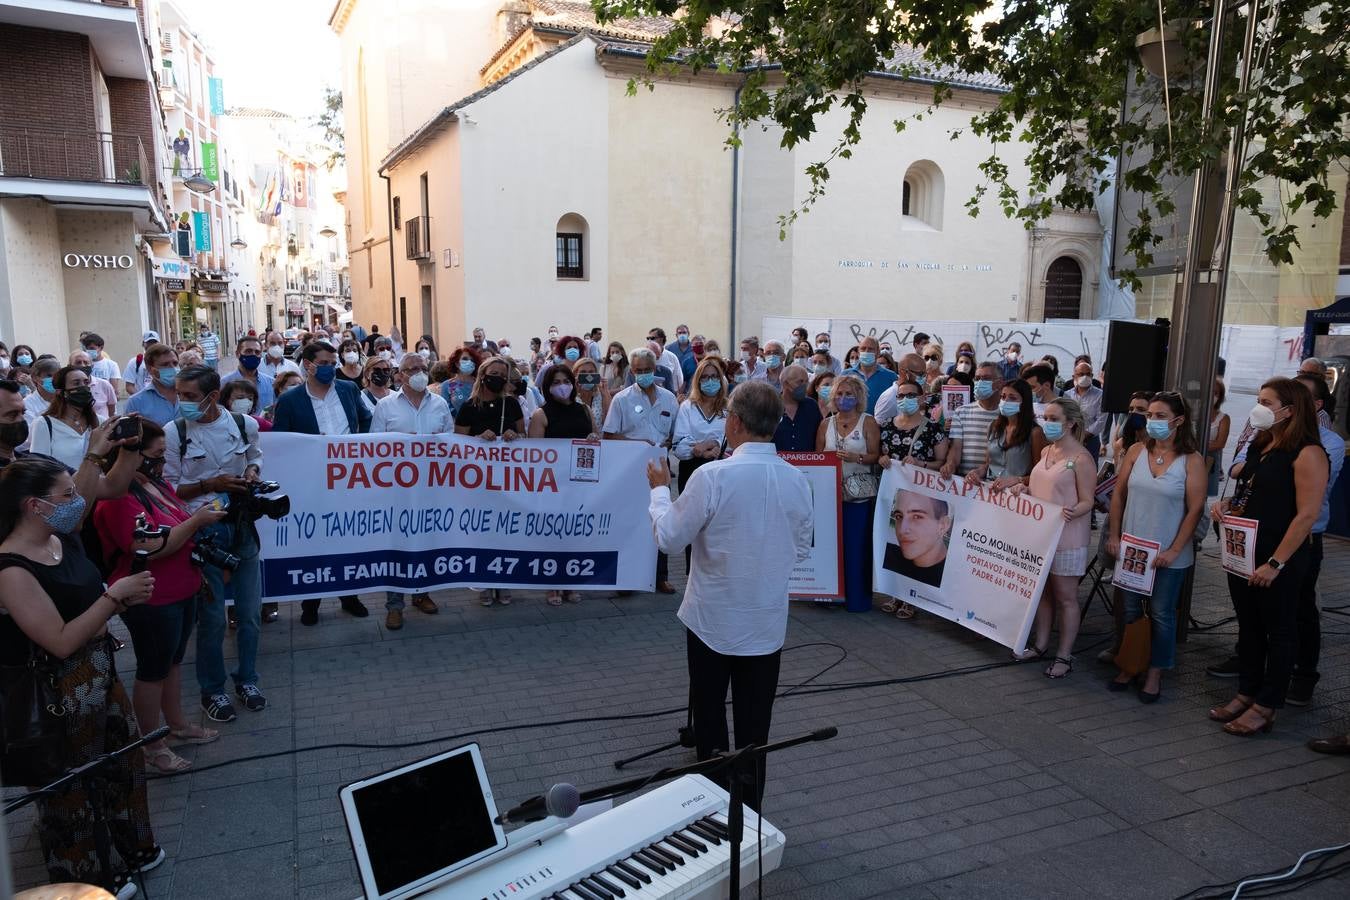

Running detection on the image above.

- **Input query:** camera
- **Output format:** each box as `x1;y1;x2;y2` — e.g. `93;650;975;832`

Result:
191;534;241;571
231;479;290;522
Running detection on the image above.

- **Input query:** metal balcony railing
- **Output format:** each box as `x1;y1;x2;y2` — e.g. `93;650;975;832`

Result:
0;127;150;187
406;215;431;260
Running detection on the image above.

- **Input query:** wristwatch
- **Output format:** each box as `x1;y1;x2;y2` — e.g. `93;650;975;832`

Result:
1266;558;1282;571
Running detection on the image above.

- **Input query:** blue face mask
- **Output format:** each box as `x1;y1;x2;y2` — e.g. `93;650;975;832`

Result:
459;358;476;375
239;354;262;371
1126;412;1147;431
16;354;32;366
699;378;722;397
635;372;656;389
765;355;782;369
836;395;858;413
818;385;832;402
177;400;203;422
791;384;808;401
1042;421;1065;442
898;396;920;416
677;333;690;344
157;366;178;388
565;347;581;362
858;352;876;367
313;363;337;385
999;400;1020;418
974;379;994;400
41;377;54;393
1145;419;1174;440
37;494;87;534
733;373;747;385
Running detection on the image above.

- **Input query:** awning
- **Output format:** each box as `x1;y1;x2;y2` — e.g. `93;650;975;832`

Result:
325;299;345;314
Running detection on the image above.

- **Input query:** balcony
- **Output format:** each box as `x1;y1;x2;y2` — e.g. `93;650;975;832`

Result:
406;215;431;261
0;1;152;79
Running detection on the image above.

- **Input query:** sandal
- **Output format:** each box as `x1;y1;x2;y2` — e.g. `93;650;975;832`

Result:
546;591;563;607
894;602;918;620
498;591;512;605
481;590;496;607
1208;697;1252;723
170;724;219;744
1013;645;1048;662
1044;656;1074;679
880;598;900;614
564;591;582;603
1223;705;1275;736
144;746;191;774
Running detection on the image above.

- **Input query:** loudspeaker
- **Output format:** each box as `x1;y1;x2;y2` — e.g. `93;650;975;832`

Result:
1103;320;1169;413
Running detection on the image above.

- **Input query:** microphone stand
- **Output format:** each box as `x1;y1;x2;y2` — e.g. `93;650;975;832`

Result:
4;725;170;892
612;682;697;769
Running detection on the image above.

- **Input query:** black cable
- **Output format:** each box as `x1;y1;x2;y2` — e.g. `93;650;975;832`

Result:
1172;843;1350;899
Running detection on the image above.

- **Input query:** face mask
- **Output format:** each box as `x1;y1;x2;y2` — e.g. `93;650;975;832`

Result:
1145;419;1174;440
549;382;574;402
957;362;971;374
691;343;705;355
240;354;262;371
898;396;920;416
765;355;782;369
733;373;747;384
312;363;337;384
817;343;830;352
377;349;393;361
229;398;254;416
858;352;876;367
84;346;101;359
36;494;86;534
407;372;430;393
1075;375;1092;389
65;387;94;408
1248;404;1277;431
16;354;32;366
0;420;29;448
156;366;178;388
792;357;809;367
999;399;1020;418
458;358;476;375
76;365;93;379
609;352;624;364
635;372;657;389
1042;421;1065;441
41;377;54;393
139;456;165;479
267;345;285;359
791;384;808;401
177;400;203;422
813;364;829;375
974;380;994;400
417;348;432;360
1006;351;1019;362
699;378;722;397
564;347;581;362
482;374;507;393
369;369;391;387
836;395;858;413
342;351;360;365
818;385;832;402
1126;412;1147;432
677;333;689;345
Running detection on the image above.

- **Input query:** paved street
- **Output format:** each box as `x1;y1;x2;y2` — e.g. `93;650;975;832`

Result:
6;536;1350;899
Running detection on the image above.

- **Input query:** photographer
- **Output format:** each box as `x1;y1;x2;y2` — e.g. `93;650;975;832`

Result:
0;456;159;896
163;365;266;724
95;420;227;772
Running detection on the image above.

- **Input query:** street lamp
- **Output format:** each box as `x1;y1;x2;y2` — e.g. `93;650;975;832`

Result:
184;172;216;193
230;237;247;250
319;225;337;239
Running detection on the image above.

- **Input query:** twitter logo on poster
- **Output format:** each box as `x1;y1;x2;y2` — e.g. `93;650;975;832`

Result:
966;610;975;620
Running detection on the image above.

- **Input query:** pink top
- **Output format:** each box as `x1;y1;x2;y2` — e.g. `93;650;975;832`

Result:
94;483;202;605
1030;451;1090;552
252;414;273;433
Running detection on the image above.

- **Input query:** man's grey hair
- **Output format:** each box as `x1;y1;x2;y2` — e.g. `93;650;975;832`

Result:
763;340;786;355
1302;357;1328;375
729;381;783;438
630;347;657;368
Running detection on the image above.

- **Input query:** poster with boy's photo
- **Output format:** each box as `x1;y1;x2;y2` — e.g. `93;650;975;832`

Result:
1112;532;1159;595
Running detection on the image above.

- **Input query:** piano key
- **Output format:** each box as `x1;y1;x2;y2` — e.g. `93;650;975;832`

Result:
580;876;614;899
702;815;730;840
631;849;667;875
605;864;642;890
613;860;651;885
666;832;704;855
687;820;722;844
589;872;626;897
646;843;682;867
679;828;711;852
567;882;605;900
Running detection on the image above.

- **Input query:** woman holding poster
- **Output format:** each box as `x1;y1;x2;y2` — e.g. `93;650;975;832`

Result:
1208;379;1328;737
1010;399;1094;678
817;374;881;612
1106;393;1207;702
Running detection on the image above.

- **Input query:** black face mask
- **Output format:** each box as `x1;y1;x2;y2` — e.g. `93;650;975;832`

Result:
0;420;29;449
76;365;94;379
139;455;165;479
65;387;95;408
482;374;507;393
514;380;528;397
368;369;391;387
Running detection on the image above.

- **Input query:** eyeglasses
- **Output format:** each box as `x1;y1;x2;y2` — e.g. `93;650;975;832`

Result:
923;355;940;362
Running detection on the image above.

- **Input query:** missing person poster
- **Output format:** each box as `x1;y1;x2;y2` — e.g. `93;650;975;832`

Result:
941;384;971;419
872;465;1065;650
1220;515;1258;578
780;452;844;600
1112;532;1159;595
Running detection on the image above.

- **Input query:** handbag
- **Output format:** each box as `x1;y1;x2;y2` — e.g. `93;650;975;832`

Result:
1114;608;1152;677
0;642;68;785
843;470;880;501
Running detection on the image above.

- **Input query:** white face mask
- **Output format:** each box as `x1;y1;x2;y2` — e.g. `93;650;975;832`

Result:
1075;374;1092;388
342;351;360;365
229;398;254;415
1248;403;1278;431
378;350;393;361
609;352;623;363
417;348;432;360
956;362;971;374
267;345;284;359
407;372;430;393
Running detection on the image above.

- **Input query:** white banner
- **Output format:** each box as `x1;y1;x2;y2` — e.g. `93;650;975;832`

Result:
780;452;843;599
872;465;1064;650
254;433;659;600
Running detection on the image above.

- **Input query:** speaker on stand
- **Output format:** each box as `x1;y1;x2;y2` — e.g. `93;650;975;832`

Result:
1102;319;1170;413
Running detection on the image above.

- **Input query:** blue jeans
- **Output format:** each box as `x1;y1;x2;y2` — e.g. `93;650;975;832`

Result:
1121;565;1188;669
196;521;262;695
842;500;874;613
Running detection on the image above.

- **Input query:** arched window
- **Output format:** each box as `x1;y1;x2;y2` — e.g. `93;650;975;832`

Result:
901;160;945;231
556;213;588;279
1044;256;1084;319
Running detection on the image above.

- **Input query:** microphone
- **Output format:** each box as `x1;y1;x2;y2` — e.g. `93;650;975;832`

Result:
495;782;580;825
812;726;838;741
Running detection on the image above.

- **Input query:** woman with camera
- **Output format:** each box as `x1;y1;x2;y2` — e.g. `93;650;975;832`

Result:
0;456;160;896
94;421;227;773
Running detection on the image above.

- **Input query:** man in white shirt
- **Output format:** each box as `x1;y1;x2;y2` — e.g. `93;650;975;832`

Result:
647;380;812;810
760;340;787;387
739;336;768;382
197;324;221;369
67;349;117;420
123;330;160;396
605;347;679;593
261;331;302;381
81;333;122;395
371;352;451;628
814;332;843;375
646;326;685;395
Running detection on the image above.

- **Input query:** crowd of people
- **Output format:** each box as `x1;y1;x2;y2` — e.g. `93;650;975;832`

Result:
0;319;1346;898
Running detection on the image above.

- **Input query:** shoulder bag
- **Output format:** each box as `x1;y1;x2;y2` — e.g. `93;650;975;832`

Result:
0;558;68;785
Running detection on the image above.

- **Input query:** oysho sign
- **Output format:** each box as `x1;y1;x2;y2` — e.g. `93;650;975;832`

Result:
63;253;135;270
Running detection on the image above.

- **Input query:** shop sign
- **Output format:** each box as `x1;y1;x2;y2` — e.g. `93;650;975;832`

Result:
201;142;219;183
192;211;212;253
163;279;187;291
153;256;192;279
63;253;134;269
196;279;229;294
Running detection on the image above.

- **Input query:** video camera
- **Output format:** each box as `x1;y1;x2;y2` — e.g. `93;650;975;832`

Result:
191;534;240;571
231;479;290;522
130;513;171;575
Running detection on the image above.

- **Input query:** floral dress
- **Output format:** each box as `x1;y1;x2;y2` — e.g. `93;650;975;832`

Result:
879;417;946;466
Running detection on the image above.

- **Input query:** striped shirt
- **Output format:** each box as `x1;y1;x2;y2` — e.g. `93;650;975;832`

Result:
948;401;1000;475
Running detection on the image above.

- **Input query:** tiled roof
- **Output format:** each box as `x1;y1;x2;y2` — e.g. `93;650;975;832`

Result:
227;107;293;119
481;0;674;75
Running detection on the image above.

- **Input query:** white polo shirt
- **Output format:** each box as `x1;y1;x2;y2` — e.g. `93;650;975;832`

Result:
602;383;678;446
371;388;453;434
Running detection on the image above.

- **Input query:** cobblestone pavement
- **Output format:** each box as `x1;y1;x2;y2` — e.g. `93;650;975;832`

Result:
6;535;1350;899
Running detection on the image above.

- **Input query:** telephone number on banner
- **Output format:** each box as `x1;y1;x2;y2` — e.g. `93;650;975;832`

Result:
261;548;621;598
